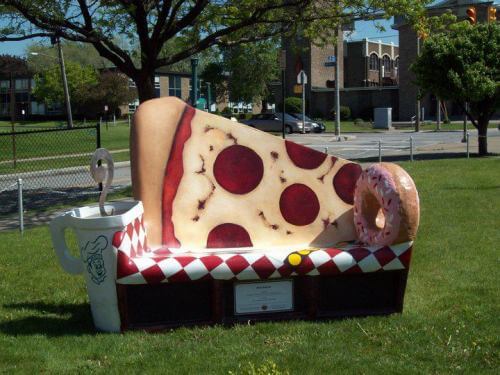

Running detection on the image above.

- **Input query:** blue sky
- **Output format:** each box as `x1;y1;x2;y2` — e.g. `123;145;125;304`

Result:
0;18;398;57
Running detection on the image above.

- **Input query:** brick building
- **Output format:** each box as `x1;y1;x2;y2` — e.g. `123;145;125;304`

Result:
393;0;497;121
281;34;400;119
344;39;399;87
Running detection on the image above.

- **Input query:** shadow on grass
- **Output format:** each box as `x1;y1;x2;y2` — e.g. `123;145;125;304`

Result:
0;301;97;336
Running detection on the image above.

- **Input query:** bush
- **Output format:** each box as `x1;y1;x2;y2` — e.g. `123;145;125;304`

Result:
277;97;302;113
330;106;351;120
353;118;364;125
221;107;233;116
340;106;351;120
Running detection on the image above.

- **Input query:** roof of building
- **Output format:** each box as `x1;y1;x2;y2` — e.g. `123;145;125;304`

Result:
155;66;190;76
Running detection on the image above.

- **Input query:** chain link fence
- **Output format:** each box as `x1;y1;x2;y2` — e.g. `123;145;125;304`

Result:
0;124;102;216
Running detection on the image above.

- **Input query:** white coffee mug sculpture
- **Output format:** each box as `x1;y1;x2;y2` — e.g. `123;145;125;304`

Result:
50;149;143;331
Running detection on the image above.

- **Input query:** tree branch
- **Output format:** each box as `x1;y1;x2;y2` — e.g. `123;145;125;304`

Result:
160;0;209;42
0;32;54;41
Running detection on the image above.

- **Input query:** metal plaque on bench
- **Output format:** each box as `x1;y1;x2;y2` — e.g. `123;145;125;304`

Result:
234;280;294;315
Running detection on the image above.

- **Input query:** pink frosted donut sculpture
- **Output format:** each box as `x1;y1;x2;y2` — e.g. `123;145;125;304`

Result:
353;163;419;246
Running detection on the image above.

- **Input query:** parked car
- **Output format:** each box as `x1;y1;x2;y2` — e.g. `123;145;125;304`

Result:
242;112;312;134
291;113;326;133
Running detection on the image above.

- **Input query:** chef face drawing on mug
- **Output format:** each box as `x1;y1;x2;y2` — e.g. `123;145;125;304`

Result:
81;235;108;284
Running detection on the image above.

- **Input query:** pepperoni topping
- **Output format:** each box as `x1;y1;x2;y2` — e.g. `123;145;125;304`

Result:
206;223;253;248
213;145;264;194
279;184;320;226
333;163;362;205
285;141;327;169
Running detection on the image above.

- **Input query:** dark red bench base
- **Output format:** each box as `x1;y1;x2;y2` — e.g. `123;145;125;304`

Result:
117;270;409;331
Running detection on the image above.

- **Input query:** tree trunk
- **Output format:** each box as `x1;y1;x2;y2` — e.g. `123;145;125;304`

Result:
477;117;488;156
135;71;156;103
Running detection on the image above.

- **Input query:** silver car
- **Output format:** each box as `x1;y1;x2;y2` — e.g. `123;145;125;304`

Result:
242;112;312;134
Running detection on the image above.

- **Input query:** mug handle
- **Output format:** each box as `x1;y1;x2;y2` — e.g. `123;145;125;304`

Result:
49;215;83;275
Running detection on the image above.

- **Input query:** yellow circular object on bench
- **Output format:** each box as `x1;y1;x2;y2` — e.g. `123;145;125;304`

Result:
288;253;302;266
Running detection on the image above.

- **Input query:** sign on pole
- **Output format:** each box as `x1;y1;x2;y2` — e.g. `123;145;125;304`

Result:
325;55;336;67
297;70;307;85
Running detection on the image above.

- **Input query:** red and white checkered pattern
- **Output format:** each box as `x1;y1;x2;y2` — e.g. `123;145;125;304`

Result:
112;214;149;258
113;229;413;284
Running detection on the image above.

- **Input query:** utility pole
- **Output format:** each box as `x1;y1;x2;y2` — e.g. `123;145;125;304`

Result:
279;50;286;139
52;34;73;128
9;72;17;168
415;36;421;132
334;26;341;138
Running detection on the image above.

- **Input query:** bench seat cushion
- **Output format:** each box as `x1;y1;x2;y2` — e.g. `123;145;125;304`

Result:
115;241;412;285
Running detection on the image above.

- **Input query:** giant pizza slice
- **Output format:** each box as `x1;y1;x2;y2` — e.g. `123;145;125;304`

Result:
153;103;362;252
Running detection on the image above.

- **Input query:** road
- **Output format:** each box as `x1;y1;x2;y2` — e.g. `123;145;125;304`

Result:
289;128;500;160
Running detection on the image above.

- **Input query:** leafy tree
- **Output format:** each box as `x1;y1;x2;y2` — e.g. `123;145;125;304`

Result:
201;40;279;107
87;71;137;117
411;22;499;156
0;0;429;103
27;41;111;73
33;61;98;115
225;41;280;104
0;54;31;75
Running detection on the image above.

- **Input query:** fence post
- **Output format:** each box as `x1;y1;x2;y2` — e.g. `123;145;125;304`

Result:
410;136;414;162
113;114;116;126
466;132;470;159
378;140;382;162
17;178;24;234
128;114;131;128
96;123;103;191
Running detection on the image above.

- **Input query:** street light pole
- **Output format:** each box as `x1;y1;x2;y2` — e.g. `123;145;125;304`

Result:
51;35;73;128
190;57;199;106
206;82;212;113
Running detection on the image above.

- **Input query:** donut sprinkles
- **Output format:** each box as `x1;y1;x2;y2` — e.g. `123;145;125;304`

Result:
353;165;401;246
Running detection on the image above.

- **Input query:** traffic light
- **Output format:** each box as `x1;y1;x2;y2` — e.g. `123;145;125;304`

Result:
466;6;477;25
488;6;497;23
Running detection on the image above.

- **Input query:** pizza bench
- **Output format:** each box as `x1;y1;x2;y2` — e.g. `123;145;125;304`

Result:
52;97;420;332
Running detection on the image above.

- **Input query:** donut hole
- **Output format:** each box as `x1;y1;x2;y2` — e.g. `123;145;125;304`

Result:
361;192;385;231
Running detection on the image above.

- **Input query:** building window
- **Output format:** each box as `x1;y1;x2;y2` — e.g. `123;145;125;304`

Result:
394;57;399;69
169;75;182;98
15;78;29;90
154;76;160;97
369;53;379;71
382;55;391;73
0;80;10;90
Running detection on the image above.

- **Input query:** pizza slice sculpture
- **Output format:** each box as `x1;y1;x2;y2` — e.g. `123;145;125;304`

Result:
132;98;370;252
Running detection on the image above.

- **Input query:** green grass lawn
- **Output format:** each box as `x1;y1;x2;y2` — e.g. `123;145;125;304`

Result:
0;121;130;175
0;158;498;373
324;120;378;133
